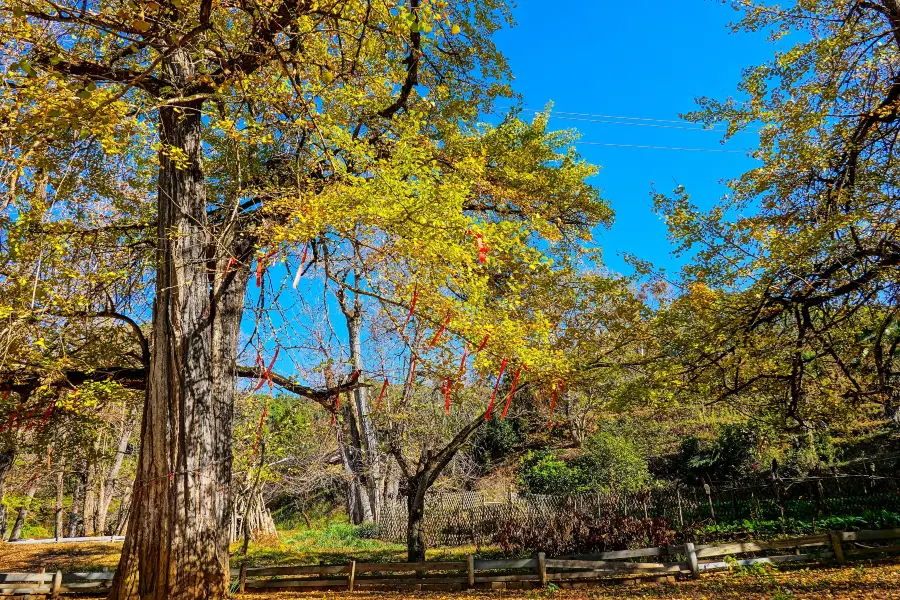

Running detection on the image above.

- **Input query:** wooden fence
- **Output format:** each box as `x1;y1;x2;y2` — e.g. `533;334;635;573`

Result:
2;527;899;596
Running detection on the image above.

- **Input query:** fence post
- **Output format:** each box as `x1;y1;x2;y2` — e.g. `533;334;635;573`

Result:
684;542;700;579
348;561;356;591
51;570;62;599
536;552;547;587
467;554;475;589
238;563;247;593
830;531;846;566
704;484;716;523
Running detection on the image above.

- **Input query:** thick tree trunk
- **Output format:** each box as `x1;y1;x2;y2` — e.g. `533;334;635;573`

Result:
336;409;372;525
108;49;252;600
405;477;427;563
8;478;38;542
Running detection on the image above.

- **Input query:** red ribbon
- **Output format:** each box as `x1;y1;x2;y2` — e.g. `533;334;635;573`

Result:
375;378;389;411
443;378;453;414
456;343;469;383
547;382;563;427
428;313;452;349
223;257;237;277
500;366;522;419
252;399;269;455
474;234;488;263
476;334;489;353
484;358;508;420
292;243;309;289
402;286;419;331
253;347;280;392
255;258;264;287
255;251;277;288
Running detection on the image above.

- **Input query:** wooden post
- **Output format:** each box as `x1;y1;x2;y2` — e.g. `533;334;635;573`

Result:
685;542;700;579
704;484;716;523
467;554;475;589
348;561;356;592
51;571;62;599
676;488;685;529
238;563;247;593
536;552;547;587
830;531;846;566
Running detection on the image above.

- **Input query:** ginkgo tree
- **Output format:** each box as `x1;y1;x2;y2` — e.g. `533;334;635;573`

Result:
653;0;900;429
1;1;611;599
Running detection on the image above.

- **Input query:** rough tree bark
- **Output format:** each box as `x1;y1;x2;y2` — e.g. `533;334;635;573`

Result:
82;459;99;536
107;49;254;600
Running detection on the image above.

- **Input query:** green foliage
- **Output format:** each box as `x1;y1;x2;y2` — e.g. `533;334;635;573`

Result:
695;510;900;540
282;521;391;552
517;431;651;494
517;450;584;494
676;423;767;484
577;431;651;493
471;416;526;468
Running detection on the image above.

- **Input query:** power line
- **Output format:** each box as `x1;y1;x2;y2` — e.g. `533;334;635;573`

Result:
502;106;763;134
574;141;750;154
548;115;732;132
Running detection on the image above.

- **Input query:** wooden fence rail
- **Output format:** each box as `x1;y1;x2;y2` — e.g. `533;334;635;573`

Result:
3;528;900;596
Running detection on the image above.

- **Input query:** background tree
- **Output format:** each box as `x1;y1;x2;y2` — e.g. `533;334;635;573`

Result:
653;0;900;430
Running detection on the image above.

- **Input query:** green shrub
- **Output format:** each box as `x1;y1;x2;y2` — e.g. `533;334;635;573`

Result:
676;423;765;484
517;450;586;494
517;432;652;494
575;431;651;493
471;417;525;468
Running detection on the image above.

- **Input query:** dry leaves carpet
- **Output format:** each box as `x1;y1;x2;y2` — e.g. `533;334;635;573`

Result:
2;542;900;598
238;563;900;599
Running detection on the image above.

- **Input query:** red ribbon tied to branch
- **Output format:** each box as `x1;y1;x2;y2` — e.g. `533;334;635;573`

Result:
253;346;280;392
402;286;419;331
467;230;489;263
292;243;309;289
442;378;453;414
500;366;522;419
255;250;278;288
375;378;389;411
484;358;508;420
547;382;564;428
428;313;452;349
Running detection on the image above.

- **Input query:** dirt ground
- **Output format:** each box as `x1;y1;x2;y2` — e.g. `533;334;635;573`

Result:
2;542;900;599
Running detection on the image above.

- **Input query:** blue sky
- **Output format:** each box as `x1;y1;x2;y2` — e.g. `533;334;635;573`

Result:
493;0;772;276
252;2;781;376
